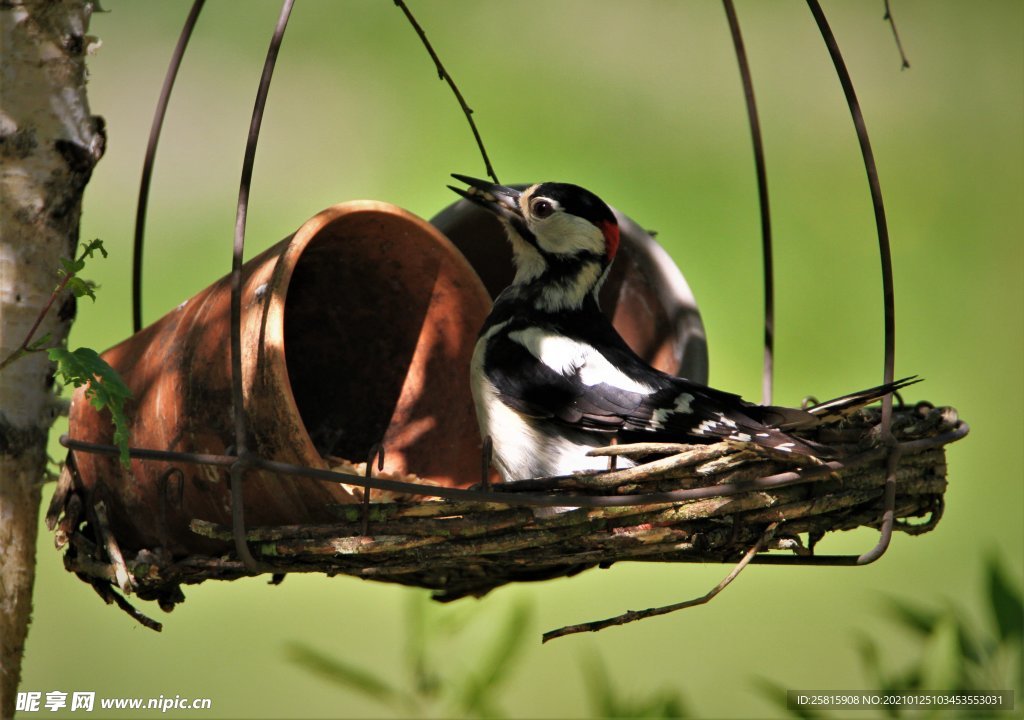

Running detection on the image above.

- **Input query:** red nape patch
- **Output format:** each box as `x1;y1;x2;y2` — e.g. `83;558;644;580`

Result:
600;220;620;261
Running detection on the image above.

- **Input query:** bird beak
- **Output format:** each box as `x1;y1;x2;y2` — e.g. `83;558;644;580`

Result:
449;174;523;221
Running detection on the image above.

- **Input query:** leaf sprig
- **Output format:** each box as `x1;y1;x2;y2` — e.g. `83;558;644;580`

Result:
1;238;132;466
48;346;132;467
58;237;107;301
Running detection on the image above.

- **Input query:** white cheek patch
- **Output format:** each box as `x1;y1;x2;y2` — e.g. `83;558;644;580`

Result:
533;213;606;257
506;228;546;284
508;327;652;395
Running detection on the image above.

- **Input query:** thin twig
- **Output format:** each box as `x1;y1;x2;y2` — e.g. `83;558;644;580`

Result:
394;0;498;183
882;0;911;70
542;522;779;642
0;269;74;372
93;501;133;594
587;442;702;458
89;580;163;632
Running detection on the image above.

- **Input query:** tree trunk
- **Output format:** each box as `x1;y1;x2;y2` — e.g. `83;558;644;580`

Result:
0;2;103;715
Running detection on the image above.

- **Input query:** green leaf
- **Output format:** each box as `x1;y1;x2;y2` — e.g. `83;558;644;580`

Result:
66;275;99;301
886;596;985;668
79;238;108;260
884;596;941;637
751;677;824;720
458;600;532;717
987;554;1024;645
59;256;85;278
287;643;404;708
48;346;132;466
582;653;617;717
403;590;440;698
920;613;962;693
583;653;688;719
56;238;107;293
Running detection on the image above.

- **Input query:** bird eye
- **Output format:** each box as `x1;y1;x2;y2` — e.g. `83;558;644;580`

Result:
532;199;555;219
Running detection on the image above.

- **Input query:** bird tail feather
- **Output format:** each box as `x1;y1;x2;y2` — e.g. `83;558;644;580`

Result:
804;375;920;424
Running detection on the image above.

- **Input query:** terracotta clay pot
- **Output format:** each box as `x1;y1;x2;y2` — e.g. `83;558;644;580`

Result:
431;195;708;382
67;201;491;556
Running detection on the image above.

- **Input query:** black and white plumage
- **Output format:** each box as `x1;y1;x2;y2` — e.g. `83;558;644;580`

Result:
450;174;917;483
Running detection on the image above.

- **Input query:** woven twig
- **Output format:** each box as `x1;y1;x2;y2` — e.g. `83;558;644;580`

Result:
54;403;963;628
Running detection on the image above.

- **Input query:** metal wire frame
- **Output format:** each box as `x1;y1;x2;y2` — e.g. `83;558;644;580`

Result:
132;0;205;333
807;0;899;564
725;1;903;564
227;0;296;572
101;2;920;578
722;0;774;408
61;419;965;510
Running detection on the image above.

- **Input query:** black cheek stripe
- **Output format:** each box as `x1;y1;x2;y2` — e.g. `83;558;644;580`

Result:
511;218;538;248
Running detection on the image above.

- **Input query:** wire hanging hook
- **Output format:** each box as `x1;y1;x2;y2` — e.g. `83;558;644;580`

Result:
806;0;899;564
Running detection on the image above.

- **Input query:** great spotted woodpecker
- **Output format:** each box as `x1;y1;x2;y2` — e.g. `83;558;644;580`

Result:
450;174;916;483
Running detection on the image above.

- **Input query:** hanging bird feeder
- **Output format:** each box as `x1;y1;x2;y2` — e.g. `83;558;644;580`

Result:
46;1;967;638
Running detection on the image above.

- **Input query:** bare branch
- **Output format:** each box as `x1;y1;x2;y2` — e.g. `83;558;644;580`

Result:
394;0;499;183
542;522;779;642
883;0;911;70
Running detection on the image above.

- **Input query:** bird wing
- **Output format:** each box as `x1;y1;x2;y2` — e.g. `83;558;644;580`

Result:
487;322;835;457
484;326;649;432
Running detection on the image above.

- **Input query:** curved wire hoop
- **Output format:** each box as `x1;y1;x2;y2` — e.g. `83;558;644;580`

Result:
132;0;205;333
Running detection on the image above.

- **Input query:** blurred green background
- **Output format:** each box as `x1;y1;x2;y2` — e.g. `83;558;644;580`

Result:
20;1;1022;717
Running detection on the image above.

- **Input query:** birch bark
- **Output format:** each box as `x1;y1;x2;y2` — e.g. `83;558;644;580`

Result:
0;2;103;715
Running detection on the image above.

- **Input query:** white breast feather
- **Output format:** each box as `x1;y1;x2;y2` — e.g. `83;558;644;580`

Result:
472;324;635;481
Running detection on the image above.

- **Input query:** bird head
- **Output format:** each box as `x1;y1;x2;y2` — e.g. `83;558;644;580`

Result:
450;174;620;311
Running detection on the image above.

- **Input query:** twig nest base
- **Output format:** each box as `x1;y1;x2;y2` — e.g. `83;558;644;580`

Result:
51;401;965;625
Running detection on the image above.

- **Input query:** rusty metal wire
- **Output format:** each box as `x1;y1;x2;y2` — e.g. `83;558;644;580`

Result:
807;0;898;418
807;0;900;565
722;0;774;407
60;419;967;512
720;1;905;565
227;0;295;574
132;0;205;333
